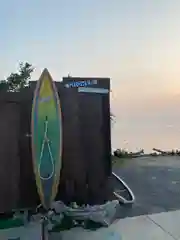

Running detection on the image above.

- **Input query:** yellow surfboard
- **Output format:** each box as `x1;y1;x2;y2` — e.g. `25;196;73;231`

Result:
31;68;62;209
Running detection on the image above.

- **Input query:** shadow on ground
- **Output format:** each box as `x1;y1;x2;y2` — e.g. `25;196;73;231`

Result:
113;156;180;219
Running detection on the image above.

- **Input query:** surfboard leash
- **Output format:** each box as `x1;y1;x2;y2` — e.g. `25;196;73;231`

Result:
38;117;55;181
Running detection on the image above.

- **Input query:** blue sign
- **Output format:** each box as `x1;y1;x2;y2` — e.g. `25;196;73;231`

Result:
65;79;97;88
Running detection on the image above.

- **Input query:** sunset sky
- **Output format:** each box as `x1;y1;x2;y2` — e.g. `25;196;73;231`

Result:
1;0;180;152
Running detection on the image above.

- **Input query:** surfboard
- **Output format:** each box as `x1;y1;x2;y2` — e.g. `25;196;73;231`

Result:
31;68;62;210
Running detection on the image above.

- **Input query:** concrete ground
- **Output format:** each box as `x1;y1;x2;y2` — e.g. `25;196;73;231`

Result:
1;156;180;239
60;156;180;239
2;209;180;239
113;156;180;218
60;209;180;239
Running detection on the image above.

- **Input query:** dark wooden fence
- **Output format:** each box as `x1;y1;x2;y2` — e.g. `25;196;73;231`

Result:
0;78;112;212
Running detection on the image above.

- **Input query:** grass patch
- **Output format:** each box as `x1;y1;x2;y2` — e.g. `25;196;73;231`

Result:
0;218;24;229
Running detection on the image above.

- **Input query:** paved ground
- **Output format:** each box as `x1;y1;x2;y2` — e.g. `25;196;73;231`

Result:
59;156;180;239
60;209;180;239
2;210;180;239
113;156;180;218
1;156;180;239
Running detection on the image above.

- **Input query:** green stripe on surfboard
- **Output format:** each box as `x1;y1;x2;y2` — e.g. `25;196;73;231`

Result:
31;68;62;209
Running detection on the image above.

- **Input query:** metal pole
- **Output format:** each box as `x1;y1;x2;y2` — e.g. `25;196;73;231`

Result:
41;216;48;240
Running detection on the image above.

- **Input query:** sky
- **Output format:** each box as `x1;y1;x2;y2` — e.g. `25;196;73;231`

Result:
1;0;180;152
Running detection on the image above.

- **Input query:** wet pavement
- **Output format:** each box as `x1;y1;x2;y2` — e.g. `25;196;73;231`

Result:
113;156;180;218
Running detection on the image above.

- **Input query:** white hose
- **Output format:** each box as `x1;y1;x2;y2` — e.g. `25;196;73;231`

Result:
112;172;135;204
